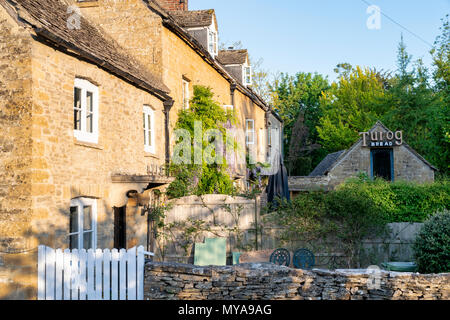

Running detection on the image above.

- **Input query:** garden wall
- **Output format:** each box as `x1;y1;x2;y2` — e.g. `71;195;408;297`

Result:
159;195;423;267
144;261;450;300
159;195;261;263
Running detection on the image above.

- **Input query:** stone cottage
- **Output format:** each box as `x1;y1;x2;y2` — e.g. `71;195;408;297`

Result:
289;121;437;194
0;0;281;298
75;0;283;187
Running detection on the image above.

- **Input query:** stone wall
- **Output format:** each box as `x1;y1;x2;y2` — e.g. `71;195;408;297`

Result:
158;195;260;263
144;262;450;300
78;0;269;178
0;5;35;300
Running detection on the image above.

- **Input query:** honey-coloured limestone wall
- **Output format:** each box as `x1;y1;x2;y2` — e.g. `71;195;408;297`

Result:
0;2;167;299
144;262;450;300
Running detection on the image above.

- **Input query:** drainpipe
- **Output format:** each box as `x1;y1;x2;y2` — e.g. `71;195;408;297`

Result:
163;99;174;175
230;82;237;106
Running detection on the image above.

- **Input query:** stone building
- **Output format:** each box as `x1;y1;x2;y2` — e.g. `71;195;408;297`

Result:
289;121;437;194
75;0;282;186
0;0;281;298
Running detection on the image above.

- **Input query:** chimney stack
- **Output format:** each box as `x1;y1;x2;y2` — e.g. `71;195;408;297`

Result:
155;0;188;11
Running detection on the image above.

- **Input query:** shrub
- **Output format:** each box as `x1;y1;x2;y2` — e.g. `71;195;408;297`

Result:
262;192;330;244
339;177;450;222
413;209;450;274
325;186;388;268
166;85;236;199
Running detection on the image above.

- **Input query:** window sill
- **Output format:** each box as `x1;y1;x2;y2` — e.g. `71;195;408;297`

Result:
74;139;103;150
144;152;159;159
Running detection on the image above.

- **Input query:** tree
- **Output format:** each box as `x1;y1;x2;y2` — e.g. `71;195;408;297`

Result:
271;72;330;174
382;32;449;175
316;65;388;152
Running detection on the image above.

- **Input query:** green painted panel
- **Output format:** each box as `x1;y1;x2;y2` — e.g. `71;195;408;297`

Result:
232;252;241;265
194;238;227;266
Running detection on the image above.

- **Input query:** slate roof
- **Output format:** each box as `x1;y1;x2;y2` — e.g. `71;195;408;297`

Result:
217;50;248;65
3;0;170;97
309;150;346;176
169;9;216;29
145;0;270;111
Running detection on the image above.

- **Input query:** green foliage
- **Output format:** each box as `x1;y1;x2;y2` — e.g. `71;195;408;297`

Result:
413;209;450;274
325;186;388;267
337;177;450;222
263;192;331;244
263;178;449;267
271;18;449;176
271;72;330;175
166;85;236;199
263;186;388;268
381;34;450;176
316;65;388;152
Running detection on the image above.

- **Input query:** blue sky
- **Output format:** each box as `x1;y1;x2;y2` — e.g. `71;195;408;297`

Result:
189;0;449;81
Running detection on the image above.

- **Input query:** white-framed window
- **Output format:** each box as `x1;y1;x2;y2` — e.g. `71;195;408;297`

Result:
246;119;255;145
223;105;234;114
143;105;155;154
74;78;99;144
259;128;265;155
208;28;218;57
182;79;190;110
69;198;97;250
243;65;252;86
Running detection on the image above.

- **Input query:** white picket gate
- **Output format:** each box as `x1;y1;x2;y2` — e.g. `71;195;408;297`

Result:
37;245;147;300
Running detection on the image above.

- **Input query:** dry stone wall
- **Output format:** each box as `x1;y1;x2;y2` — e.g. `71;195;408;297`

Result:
144;262;450;300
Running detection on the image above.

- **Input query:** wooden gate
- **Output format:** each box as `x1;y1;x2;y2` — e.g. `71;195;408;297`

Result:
37;246;146;300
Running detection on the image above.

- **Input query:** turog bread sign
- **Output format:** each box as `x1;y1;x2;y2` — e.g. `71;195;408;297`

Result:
359;130;403;147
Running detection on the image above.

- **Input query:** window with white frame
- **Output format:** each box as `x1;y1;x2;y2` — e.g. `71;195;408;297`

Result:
208;28;218;57
246;119;255;145
182;79;190;110
69;198;97;250
259;128;265;155
73;78;99;144
243;65;252;86
143;106;155;154
223;105;234;114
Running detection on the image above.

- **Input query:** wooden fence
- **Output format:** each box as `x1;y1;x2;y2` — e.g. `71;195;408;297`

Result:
37;245;147;300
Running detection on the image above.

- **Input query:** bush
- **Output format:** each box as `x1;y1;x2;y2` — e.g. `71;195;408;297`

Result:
325;187;388;268
413;209;450;274
339;177;450;222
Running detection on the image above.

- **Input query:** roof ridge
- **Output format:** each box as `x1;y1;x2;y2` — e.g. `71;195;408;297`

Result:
5;0;170;97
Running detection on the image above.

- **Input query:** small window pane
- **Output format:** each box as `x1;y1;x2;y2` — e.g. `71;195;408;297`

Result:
86;92;93;112
83;232;92;249
69;234;79;250
86;91;93;133
83;205;92;231
74;88;82;130
70;206;79;233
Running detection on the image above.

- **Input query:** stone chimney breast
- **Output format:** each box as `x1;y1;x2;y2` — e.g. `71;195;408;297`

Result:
155;0;188;11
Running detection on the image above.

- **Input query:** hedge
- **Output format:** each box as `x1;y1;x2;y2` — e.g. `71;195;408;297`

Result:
289;178;449;223
337;178;450;222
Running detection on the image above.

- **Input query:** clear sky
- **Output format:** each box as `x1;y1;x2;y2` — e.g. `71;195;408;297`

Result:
189;0;449;81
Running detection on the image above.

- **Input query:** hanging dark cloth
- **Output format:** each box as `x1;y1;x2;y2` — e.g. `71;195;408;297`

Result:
266;155;291;210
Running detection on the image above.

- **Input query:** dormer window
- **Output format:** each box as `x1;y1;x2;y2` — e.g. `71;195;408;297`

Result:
208;28;218;57
244;65;252;86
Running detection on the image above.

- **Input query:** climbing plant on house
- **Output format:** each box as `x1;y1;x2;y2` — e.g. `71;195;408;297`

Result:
166;85;237;198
